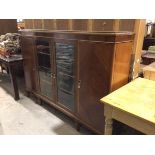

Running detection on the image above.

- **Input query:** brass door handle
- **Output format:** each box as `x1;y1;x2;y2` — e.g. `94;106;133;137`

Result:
53;74;56;79
102;22;106;31
78;80;81;89
102;22;106;26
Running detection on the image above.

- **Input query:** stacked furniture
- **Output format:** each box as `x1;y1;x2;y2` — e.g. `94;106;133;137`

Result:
141;51;155;65
0;32;23;100
0;33;21;57
20;30;134;134
141;46;155;65
143;62;155;81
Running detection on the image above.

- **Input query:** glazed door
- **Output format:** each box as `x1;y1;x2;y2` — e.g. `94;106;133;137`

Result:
21;36;38;92
55;40;77;112
35;37;55;101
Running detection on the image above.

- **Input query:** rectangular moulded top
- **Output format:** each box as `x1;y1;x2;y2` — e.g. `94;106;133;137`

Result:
20;29;134;43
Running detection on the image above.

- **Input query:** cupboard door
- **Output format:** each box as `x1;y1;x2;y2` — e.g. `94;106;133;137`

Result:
21;36;37;92
78;41;114;133
55;42;76;112
35;37;54;101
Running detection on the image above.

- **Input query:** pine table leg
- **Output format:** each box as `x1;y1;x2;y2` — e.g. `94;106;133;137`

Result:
104;117;113;135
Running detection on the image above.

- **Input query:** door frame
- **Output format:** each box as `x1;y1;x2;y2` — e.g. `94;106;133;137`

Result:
34;36;55;102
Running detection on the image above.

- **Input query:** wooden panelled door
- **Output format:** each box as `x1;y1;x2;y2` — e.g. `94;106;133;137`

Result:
77;40;114;133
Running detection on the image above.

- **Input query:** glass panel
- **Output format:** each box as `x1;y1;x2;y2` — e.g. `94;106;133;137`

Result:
57;61;74;76
36;40;50;54
58;89;74;111
38;66;52;99
56;43;75;111
36;39;51;71
39;67;51;83
38;52;51;69
36;39;52;99
57;73;74;94
56;43;74;61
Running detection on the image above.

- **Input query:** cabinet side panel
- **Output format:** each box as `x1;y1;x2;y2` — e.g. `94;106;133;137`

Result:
78;41;114;132
21;36;34;91
111;42;133;91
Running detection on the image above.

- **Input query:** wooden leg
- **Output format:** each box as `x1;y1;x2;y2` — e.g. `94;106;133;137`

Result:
25;90;30;97
104;118;113;135
75;121;81;132
54;108;57;113
36;97;42;105
6;67;9;74
9;65;19;101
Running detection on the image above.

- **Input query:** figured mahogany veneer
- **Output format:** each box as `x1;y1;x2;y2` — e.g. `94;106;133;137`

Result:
20;30;134;134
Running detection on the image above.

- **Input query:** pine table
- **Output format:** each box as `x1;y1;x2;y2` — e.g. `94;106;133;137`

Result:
100;78;155;135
